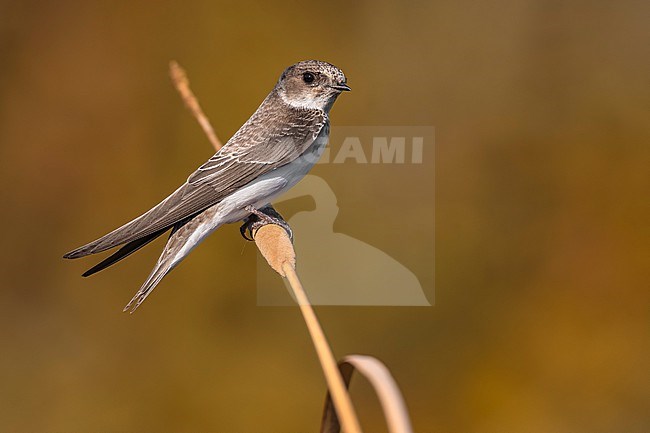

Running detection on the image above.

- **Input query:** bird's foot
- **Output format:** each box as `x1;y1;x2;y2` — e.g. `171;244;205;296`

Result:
240;205;293;242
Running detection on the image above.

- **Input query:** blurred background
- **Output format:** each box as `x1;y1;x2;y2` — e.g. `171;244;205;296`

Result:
0;0;648;431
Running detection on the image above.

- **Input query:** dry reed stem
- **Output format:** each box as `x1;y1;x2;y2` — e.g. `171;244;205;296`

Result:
171;60;415;433
169;60;222;151
170;61;363;433
282;262;363;433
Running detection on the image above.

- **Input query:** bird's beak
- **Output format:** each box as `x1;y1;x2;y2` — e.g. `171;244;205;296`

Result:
331;83;351;92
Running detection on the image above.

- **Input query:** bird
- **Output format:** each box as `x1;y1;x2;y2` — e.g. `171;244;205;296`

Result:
63;60;350;312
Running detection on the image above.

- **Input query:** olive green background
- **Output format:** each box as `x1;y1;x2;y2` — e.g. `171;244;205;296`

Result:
0;1;647;432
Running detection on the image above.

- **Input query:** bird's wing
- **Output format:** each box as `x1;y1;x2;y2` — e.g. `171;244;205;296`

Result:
64;103;327;259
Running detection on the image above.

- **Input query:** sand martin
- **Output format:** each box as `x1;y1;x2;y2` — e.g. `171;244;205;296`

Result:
64;60;350;312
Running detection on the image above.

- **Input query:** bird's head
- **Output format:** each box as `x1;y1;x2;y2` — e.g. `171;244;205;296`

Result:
276;60;350;112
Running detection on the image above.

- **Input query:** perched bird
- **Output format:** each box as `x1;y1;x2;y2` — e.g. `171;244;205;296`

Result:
64;60;350;312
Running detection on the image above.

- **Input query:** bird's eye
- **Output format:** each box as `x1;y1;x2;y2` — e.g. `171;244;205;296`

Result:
302;72;315;84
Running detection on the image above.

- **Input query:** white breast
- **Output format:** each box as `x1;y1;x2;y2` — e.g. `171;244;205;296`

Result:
214;126;330;225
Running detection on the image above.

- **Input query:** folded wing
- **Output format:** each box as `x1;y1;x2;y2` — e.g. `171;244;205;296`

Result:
64;98;326;259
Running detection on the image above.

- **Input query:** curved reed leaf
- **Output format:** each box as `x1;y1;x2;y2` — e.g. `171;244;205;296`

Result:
321;355;414;433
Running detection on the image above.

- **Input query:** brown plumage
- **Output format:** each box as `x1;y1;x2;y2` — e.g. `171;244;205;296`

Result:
63;60;349;312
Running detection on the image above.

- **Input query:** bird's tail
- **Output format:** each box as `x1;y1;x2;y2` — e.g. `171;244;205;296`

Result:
123;214;222;313
81;228;169;277
123;261;174;313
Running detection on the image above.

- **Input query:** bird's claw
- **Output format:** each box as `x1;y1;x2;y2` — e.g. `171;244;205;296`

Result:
240;205;293;242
